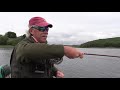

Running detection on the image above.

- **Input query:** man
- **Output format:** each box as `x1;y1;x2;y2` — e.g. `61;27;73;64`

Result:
10;16;84;78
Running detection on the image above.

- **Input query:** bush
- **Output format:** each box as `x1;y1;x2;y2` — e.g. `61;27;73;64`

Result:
5;31;17;38
0;36;8;45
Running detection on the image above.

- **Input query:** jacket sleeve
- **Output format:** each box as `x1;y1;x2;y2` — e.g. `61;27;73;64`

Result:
16;41;64;63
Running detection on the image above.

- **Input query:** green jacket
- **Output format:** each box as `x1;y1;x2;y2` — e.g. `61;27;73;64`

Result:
10;37;64;78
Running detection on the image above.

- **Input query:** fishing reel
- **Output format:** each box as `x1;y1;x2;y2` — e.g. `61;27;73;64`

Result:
50;58;63;65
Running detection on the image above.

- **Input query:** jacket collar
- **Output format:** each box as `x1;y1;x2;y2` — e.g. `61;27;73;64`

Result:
26;36;36;43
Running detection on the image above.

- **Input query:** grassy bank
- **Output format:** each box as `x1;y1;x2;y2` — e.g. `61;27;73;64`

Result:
0;45;14;48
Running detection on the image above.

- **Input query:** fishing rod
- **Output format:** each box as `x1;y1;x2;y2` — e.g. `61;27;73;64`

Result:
84;53;120;58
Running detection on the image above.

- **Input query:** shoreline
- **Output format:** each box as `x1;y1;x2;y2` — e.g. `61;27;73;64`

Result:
0;45;14;48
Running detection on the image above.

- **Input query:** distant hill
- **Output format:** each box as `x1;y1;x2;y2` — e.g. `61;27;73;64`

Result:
80;37;120;48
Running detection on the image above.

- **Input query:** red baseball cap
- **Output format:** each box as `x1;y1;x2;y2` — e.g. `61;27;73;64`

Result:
29;17;53;28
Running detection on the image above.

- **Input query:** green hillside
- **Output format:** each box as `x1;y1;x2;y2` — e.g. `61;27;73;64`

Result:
80;37;120;48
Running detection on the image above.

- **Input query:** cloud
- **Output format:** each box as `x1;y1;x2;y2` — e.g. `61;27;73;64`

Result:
47;25;120;45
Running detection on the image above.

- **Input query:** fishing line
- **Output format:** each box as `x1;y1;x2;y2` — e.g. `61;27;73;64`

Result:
84;53;120;58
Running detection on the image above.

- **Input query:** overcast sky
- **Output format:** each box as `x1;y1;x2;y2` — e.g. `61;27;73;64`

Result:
0;12;120;45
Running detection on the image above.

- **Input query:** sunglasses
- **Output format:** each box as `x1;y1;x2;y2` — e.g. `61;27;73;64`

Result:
31;25;49;32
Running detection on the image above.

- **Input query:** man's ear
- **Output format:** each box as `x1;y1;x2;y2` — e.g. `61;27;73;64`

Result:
29;29;33;35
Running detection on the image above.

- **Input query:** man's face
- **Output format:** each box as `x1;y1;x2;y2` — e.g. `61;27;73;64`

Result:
30;28;48;43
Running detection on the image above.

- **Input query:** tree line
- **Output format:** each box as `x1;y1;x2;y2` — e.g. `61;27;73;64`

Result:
1;31;120;48
0;31;26;46
79;37;120;48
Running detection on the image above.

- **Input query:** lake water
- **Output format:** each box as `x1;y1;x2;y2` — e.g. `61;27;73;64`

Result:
1;48;120;78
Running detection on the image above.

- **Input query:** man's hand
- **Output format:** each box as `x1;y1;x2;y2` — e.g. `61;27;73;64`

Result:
64;46;84;59
56;70;64;78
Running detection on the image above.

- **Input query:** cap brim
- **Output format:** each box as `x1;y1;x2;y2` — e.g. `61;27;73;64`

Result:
47;24;53;28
